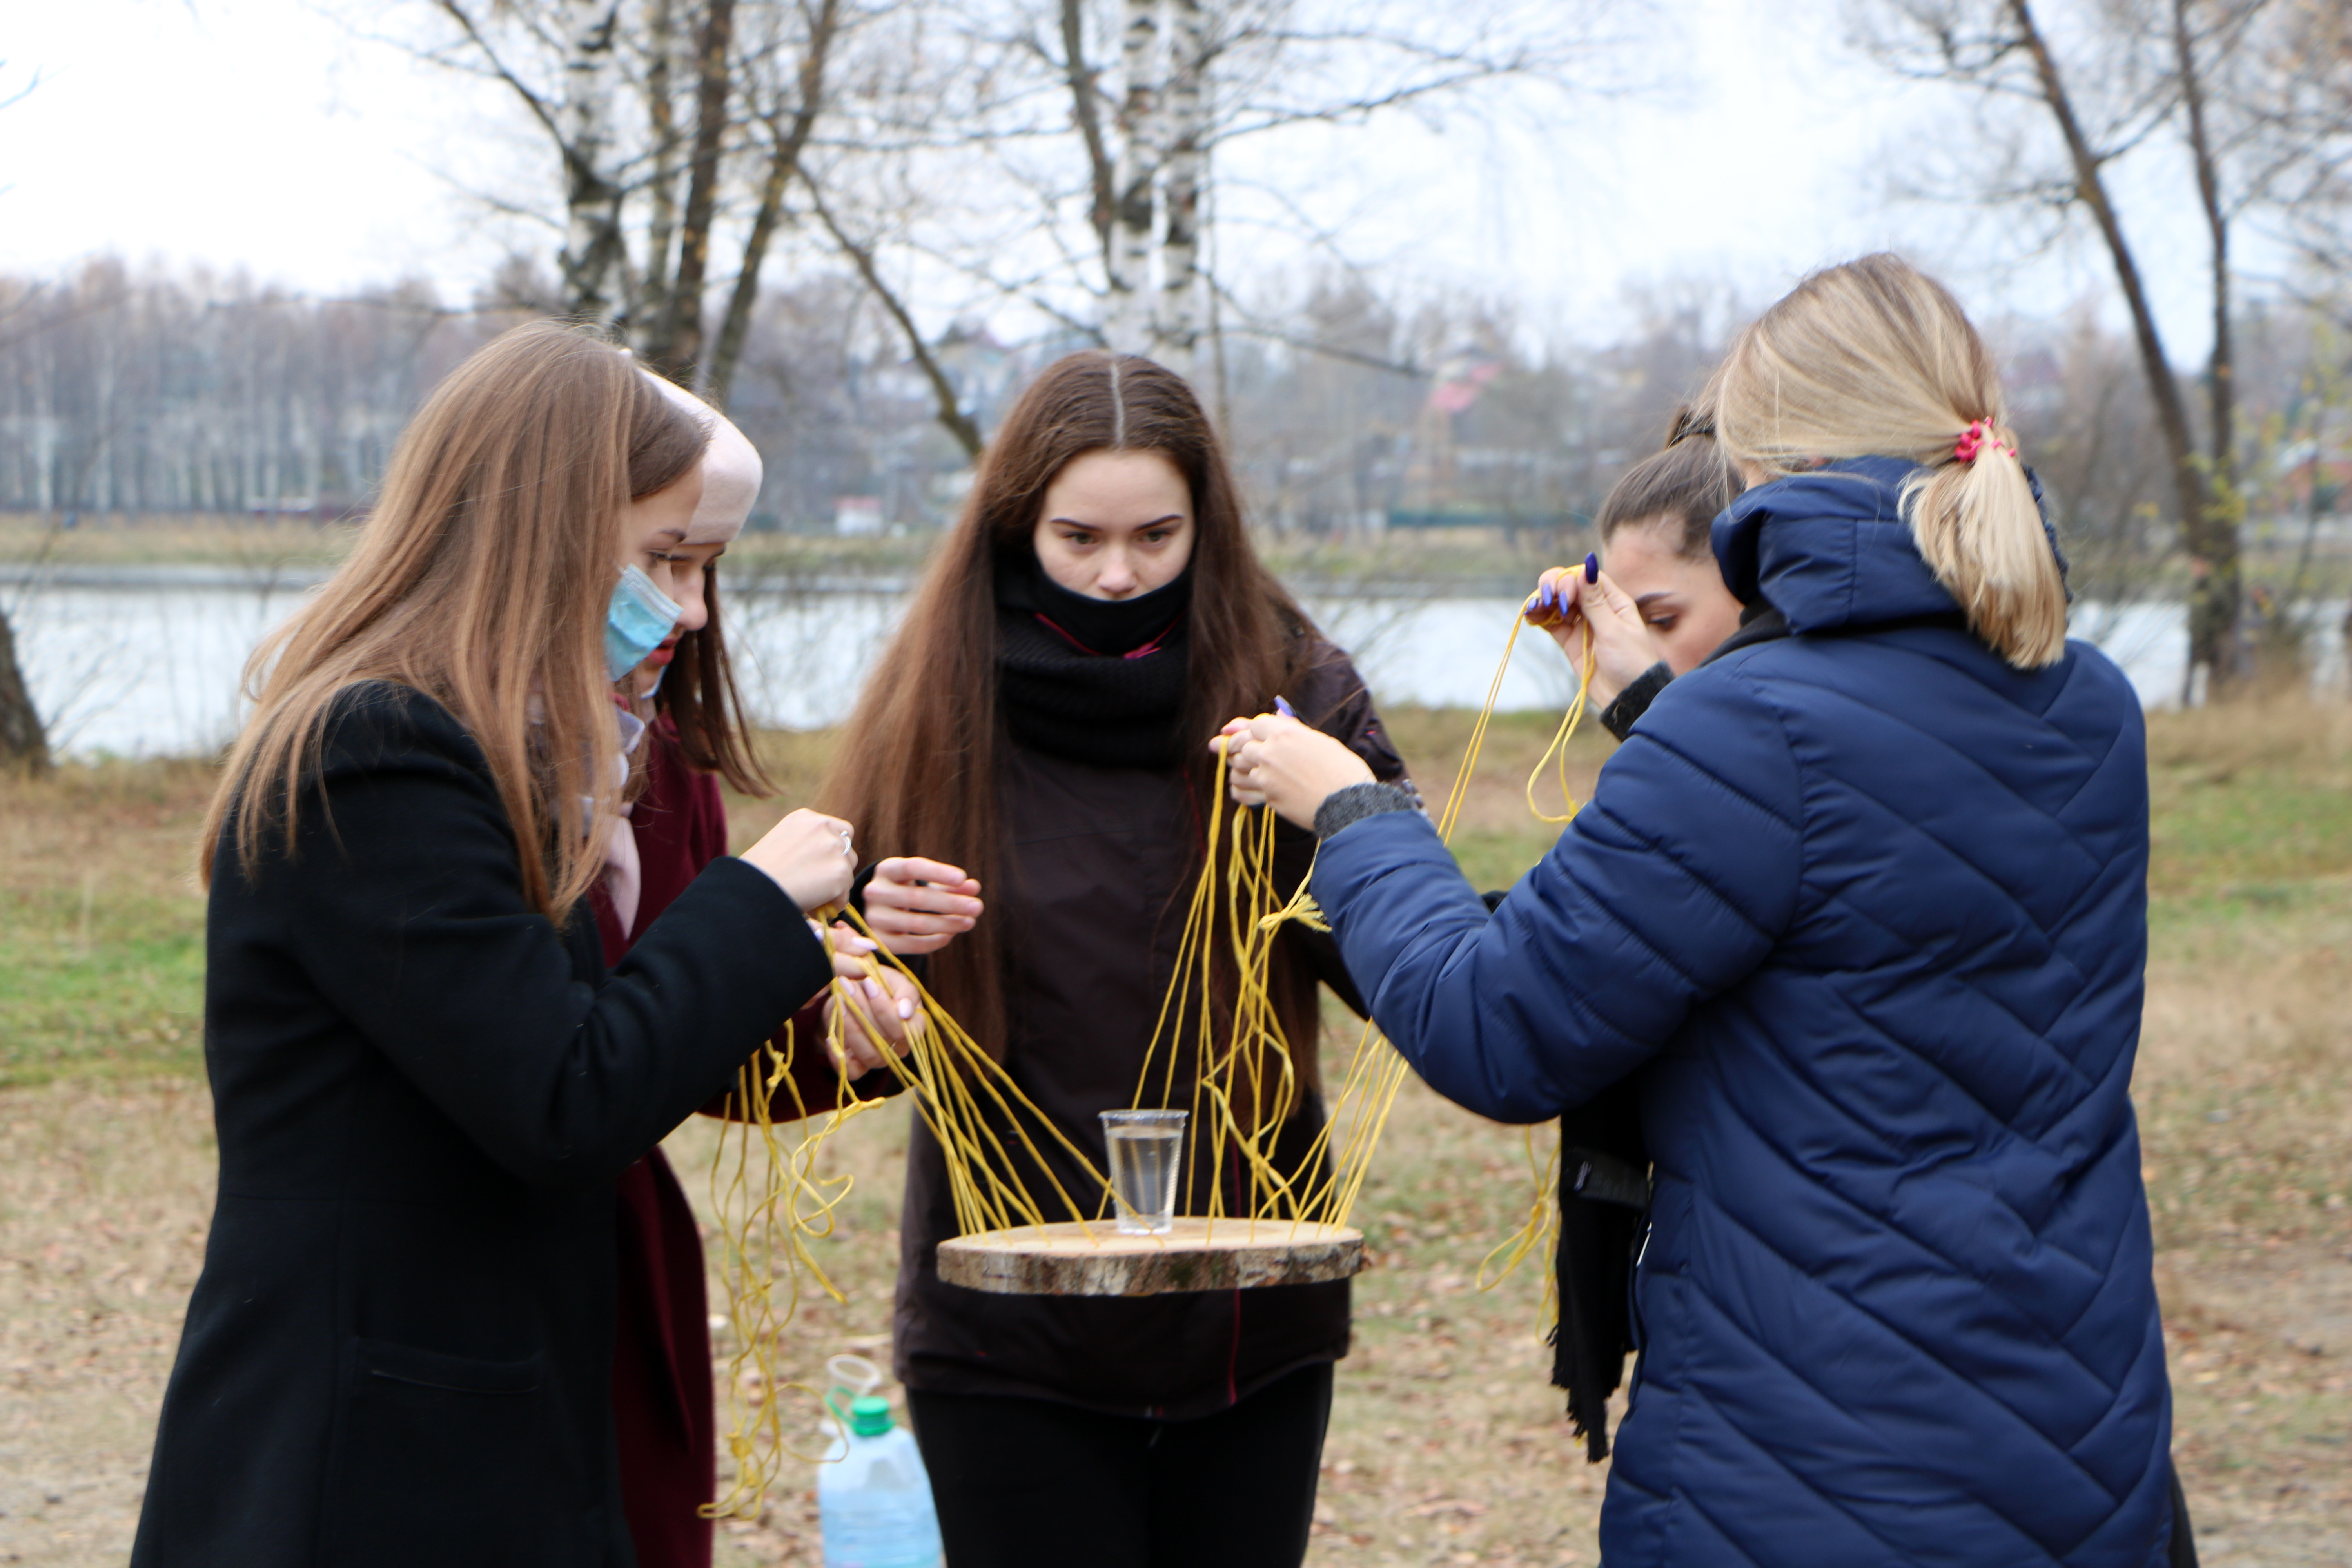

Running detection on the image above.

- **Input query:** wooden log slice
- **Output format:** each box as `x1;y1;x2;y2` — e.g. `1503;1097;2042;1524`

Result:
936;1218;1366;1297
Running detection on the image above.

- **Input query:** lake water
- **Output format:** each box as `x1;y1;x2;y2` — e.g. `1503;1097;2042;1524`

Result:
4;566;2338;759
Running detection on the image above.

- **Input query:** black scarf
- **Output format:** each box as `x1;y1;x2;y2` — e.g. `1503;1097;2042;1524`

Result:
995;557;1192;770
1550;1078;1649;1461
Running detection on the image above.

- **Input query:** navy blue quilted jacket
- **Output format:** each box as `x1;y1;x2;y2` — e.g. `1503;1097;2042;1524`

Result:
1313;460;2171;1566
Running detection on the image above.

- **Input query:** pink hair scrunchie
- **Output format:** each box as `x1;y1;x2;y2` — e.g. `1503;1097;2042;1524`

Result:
1954;419;2014;465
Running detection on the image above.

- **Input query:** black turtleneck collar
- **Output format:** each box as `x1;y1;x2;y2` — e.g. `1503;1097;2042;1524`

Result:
996;554;1193;657
993;553;1194;769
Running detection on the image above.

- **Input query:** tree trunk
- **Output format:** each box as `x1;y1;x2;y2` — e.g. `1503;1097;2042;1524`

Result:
2008;0;2214;688
1060;0;1118;272
637;0;683;349
650;0;739;386
1106;0;1161;353
2342;599;2352;697
2173;0;2243;693
0;607;50;775
558;0;629;325
707;0;844;411
1154;0;1205;375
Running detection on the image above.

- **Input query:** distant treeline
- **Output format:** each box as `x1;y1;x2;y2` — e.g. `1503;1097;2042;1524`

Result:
2;257;2344;606
0;258;962;532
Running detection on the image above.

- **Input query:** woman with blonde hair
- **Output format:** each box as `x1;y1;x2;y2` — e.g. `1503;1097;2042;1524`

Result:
1224;255;2177;1565
133;322;920;1568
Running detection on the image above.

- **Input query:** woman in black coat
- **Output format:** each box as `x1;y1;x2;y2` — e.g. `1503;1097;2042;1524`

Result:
132;323;916;1568
826;352;1412;1568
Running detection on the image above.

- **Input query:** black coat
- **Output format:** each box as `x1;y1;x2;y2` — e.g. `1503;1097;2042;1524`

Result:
132;685;833;1568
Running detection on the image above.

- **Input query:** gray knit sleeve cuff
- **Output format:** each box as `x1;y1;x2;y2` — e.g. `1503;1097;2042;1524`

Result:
1314;781;1420;840
1599;662;1674;742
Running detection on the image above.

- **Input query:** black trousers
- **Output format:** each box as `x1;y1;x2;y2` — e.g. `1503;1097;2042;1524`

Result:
907;1363;1334;1568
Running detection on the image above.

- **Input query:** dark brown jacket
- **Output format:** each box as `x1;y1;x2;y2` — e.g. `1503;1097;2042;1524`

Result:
891;647;1409;1419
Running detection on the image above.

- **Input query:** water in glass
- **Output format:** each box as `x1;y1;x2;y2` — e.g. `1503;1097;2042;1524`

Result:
1102;1115;1185;1235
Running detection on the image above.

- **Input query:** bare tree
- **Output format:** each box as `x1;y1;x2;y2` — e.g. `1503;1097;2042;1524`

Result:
706;0;845;406
800;0;1619;440
425;0;631;320
2004;305;2171;605
1856;0;2324;697
0;254;976;540
637;0;738;376
557;0;631;321
1105;0;1163;352
804;181;987;456
2243;0;2352;279
0;596;44;773
0;62;49;770
403;0;847;403
1080;0;1615;370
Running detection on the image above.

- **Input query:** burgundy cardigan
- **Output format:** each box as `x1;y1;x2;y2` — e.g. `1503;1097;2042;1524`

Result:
593;719;875;1568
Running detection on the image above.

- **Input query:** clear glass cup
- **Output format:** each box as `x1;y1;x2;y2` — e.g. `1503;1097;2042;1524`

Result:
1099;1109;1187;1235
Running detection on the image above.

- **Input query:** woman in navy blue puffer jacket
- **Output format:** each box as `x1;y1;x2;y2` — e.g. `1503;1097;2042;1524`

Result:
1223;255;2173;1567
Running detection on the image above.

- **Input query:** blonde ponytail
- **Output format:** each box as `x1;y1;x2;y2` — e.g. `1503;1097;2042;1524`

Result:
1711;254;2068;669
1903;423;2067;666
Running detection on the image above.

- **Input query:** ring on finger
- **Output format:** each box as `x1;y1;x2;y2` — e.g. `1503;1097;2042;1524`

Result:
838;828;856;861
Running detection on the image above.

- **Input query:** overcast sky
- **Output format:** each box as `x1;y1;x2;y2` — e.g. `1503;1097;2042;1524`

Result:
2;0;2247;360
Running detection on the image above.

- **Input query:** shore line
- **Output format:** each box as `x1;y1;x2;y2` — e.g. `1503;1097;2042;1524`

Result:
0;559;1548;599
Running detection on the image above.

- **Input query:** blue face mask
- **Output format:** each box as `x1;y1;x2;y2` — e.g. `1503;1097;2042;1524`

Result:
604;564;684;682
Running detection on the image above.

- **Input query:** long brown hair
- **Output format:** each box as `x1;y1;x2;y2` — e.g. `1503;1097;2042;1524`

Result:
822;350;1320;1066
656;567;773;795
202;321;709;917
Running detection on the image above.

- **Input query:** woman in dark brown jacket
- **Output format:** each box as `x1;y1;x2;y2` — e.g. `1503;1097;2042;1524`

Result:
821;351;1410;1568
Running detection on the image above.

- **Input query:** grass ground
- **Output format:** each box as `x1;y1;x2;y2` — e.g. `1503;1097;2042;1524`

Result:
2;702;2348;1565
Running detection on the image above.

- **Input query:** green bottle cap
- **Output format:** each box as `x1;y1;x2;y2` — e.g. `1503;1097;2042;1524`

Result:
850;1395;894;1437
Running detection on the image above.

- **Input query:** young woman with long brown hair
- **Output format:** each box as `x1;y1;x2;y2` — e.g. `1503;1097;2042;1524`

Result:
828;350;1411;1568
133;321;920;1568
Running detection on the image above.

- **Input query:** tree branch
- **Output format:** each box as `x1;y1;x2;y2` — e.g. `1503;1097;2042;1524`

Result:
802;175;984;457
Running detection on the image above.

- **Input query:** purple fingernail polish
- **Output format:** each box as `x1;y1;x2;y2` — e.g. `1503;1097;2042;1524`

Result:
1584;553;1600;584
1274;695;1296;718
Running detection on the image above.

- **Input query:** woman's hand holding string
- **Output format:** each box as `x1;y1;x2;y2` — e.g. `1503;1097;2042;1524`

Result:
863;857;984;956
1216;714;1374;830
741;808;860;914
1524;562;1661;710
824;958;922;1077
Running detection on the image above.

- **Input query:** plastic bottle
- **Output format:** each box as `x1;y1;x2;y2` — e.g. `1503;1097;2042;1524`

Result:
817;1395;943;1568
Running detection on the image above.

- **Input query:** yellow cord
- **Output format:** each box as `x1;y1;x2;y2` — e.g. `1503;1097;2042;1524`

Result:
704;912;1130;1521
1475;1124;1563;1314
1527;621;1597;824
704;577;1604;1519
1477;595;1597;1328
703;1005;891;1520
1130;581;1601;1250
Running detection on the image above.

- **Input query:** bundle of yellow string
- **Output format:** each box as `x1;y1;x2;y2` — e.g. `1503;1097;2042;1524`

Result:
699;915;1129;1519
1139;590;1600;1264
699;579;1598;1517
